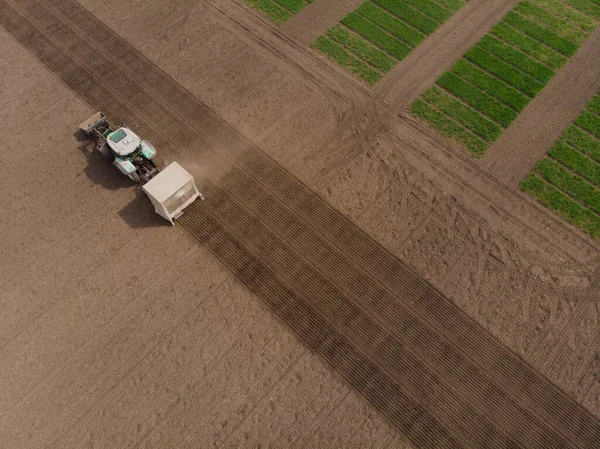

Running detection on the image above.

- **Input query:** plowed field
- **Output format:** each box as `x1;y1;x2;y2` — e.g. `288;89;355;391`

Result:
2;0;600;448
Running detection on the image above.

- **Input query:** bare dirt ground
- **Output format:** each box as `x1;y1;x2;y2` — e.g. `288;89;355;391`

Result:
2;0;600;447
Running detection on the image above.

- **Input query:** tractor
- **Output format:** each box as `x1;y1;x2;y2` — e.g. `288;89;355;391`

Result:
79;112;203;224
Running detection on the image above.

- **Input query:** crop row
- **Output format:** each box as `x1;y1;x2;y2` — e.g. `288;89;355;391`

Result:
412;0;599;156
245;0;313;22
523;89;600;238
521;174;600;238
313;0;467;84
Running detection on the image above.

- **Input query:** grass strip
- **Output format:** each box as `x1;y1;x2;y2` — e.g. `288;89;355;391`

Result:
490;22;567;69
464;45;544;96
451;59;530;111
536;157;600;214
515;1;589;44
356;2;425;47
327;25;396;71
341;12;412;60
586;95;600;115
563;0;600;20
410;98;489;156
422;86;503;141
503;11;579;56
576;110;600;137
529;0;597;31
273;0;306;13
372;0;439;34
311;36;382;85
477;34;555;83
245;0;292;22
402;0;453;23
521;174;600;238
563;126;600;161
548;139;600;185
435;0;465;11
437;71;519;127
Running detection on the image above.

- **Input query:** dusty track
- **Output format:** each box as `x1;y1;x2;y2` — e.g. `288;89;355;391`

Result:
2;0;600;447
481;27;600;186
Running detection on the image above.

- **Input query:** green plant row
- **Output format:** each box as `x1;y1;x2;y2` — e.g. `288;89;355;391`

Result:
245;0;292;22
535;157;600;214
422;86;503;141
436;0;465;11
315;0;466;84
401;0;453;23
327;25;397;71
355;2;425;47
273;0;308;14
311;36;382;85
436;71;518;127
563;0;600;21
502;11;579;56
464;46;544;96
576;109;600;138
451;59;530;111
490;22;567;69
371;0;440;34
515;1;589;44
477;35;555;83
562;125;600;161
342;12;412;60
521;174;600;238
529;0;596;31
410;99;489;156
548;140;600;186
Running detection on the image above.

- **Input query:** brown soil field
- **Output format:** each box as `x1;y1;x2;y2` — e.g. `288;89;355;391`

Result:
1;0;600;448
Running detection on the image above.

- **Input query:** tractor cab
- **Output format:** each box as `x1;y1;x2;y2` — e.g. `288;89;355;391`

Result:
105;127;157;161
106;128;141;157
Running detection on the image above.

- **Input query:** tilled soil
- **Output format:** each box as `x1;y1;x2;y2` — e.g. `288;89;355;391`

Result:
2;0;600;448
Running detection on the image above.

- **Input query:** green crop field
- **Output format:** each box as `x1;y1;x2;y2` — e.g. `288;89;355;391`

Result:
312;0;468;85
245;0;315;23
411;0;600;156
522;91;600;238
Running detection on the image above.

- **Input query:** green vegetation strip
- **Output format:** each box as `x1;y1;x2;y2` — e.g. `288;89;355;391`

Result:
410;99;488;156
314;0;467;84
245;0;312;22
412;0;599;158
522;88;600;238
536;157;600;214
548;140;600;184
341;12;412;60
311;36;382;85
327;24;396;71
521;174;600;237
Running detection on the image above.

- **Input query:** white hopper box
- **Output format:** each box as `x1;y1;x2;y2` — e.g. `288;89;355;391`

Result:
142;161;204;225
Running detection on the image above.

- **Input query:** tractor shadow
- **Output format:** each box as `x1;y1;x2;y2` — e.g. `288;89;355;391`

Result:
75;129;131;191
74;130;168;229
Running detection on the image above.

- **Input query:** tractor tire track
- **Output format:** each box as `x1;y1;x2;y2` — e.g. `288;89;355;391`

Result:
2;1;600;447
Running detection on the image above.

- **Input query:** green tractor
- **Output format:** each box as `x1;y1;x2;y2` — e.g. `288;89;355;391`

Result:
79;112;159;184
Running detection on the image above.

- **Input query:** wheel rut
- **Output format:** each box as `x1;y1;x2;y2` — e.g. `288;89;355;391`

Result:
2;0;600;447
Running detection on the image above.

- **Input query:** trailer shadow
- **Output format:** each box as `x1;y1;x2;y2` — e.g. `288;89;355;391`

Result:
118;191;169;229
